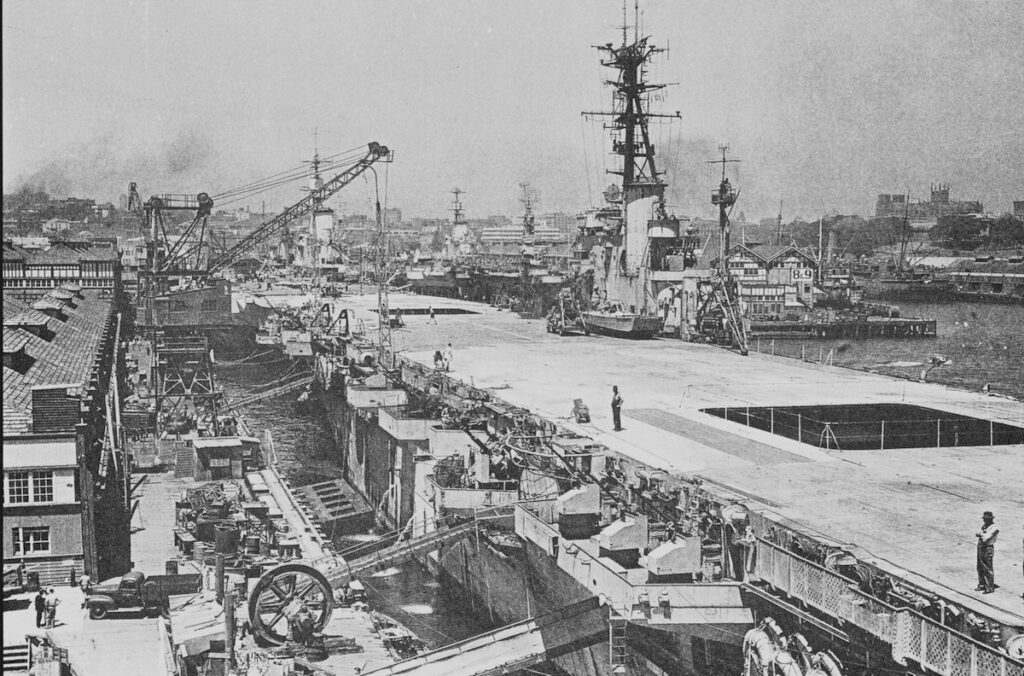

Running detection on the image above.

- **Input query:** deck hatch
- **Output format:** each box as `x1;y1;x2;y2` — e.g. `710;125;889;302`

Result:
701;403;1024;450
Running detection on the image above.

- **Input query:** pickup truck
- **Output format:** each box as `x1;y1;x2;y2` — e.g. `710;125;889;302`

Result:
84;570;201;619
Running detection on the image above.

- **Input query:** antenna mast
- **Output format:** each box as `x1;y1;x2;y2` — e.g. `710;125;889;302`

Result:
451;187;465;225
519;183;537;283
706;145;741;274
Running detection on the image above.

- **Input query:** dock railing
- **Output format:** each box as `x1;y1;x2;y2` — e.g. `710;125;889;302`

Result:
703;406;1024;450
755;538;1024;676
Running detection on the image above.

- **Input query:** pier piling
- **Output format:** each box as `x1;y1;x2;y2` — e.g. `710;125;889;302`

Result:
215;554;225;603
225;590;235;667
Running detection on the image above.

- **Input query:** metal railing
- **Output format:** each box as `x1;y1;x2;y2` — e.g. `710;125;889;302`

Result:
755;539;1024;676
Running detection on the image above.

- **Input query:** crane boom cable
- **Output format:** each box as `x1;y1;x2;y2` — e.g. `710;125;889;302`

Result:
212;150;369;202
206;142;390;275
211;144;366;199
212;152;377;211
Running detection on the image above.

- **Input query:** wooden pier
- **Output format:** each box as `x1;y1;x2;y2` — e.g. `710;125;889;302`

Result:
747;317;936;339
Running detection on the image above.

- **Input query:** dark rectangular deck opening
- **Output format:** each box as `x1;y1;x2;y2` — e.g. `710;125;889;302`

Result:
702;403;1024;450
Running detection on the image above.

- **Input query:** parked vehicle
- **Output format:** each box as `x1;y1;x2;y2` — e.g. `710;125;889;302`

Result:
3;563;39;598
84;570;201;619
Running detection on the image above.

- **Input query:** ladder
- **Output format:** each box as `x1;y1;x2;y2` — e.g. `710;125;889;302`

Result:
713;280;749;355
609;610;629;670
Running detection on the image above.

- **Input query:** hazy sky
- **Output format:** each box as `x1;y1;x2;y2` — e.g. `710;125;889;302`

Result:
4;0;1022;221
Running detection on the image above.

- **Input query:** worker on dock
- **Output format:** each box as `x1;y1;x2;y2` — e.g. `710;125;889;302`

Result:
443;343;454;372
34;588;46;628
975;511;999;594
611;385;623;431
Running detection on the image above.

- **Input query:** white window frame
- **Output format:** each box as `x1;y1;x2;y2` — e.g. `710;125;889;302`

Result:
5;471;57;504
31;471;54;503
6;472;30;503
12;526;51;555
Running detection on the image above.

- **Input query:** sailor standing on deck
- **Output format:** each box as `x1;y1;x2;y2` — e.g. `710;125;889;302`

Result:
611;386;623;431
975;511;999;594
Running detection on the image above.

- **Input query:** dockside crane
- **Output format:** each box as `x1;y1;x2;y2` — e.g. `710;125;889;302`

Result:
206;142;391;275
129;142;390;439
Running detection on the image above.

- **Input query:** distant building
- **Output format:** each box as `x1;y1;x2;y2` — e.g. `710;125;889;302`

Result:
875;184;982;224
42;218;75;233
712;243;819;316
1014;201;1024;219
3;285;131;583
536;212;575;237
7;236;49;252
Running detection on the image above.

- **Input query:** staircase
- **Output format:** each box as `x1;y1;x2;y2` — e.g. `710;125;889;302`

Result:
172;443;195;479
3;644;29;672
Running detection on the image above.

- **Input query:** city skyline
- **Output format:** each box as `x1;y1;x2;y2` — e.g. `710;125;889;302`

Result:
4;1;1022;222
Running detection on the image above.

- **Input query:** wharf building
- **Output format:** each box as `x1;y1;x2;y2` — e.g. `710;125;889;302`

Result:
2;283;131;584
299;294;1023;676
875;184;983;225
1;240;120;301
947;255;1024;302
709;243;819;317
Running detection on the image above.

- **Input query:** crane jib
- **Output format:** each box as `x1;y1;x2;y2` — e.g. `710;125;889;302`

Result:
205;142;390;275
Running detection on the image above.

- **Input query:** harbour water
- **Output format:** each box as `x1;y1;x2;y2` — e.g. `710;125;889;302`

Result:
754;300;1024;400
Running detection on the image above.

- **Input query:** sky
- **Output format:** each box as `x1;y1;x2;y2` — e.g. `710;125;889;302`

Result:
3;0;1023;222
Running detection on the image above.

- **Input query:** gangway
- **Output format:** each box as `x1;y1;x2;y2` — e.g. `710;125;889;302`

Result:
226;374;314;409
249;508;511;645
362;598;606;676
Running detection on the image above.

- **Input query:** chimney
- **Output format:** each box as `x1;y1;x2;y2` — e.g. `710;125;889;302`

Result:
31;385;82;434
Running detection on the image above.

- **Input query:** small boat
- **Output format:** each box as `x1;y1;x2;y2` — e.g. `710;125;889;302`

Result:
371;612;425;660
581;311;663;339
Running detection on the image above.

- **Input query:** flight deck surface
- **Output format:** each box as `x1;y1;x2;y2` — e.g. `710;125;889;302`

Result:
273;291;1024;621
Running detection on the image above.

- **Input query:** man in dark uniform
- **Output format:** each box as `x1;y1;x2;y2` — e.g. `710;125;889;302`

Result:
34;589;46;628
975;511;999;594
611;385;623;431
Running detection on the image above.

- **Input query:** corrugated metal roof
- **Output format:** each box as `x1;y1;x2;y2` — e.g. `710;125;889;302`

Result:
2;327;29;353
2;289;112;435
4;308;55;330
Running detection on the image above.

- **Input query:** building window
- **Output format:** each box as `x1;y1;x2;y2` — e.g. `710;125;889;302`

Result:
5;471;58;504
7;472;30;503
32;472;54;503
12;527;50;555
